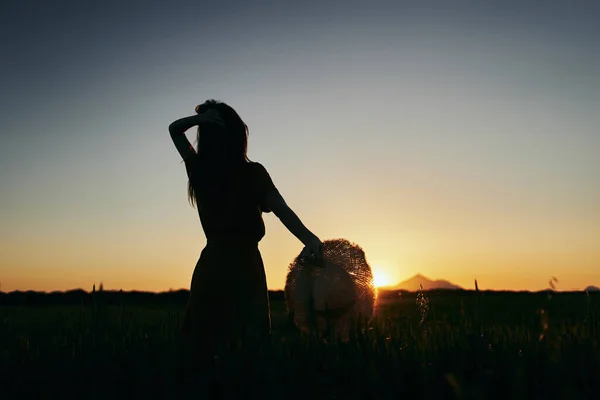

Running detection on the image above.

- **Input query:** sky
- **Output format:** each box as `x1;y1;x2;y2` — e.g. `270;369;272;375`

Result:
1;0;599;293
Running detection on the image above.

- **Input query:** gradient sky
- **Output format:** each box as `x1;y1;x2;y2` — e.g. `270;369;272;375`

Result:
1;0;599;292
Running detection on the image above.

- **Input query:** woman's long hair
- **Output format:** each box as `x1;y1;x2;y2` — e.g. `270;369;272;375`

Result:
187;99;250;208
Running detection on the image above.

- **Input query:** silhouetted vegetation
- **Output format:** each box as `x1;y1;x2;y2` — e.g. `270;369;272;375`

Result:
1;290;599;399
0;289;287;307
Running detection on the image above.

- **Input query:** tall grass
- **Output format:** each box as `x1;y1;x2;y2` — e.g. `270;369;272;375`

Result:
1;290;599;399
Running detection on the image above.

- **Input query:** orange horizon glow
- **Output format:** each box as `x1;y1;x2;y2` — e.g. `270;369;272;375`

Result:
2;216;599;293
2;246;598;294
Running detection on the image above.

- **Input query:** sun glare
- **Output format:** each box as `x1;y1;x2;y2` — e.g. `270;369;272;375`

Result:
372;268;390;288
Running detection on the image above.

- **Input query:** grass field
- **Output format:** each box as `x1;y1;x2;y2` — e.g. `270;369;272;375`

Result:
1;289;599;399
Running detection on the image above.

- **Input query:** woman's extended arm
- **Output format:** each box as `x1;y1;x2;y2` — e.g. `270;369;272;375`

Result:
264;190;323;257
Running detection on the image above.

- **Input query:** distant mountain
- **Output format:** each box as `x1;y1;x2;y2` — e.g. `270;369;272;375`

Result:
584;285;600;292
385;274;462;291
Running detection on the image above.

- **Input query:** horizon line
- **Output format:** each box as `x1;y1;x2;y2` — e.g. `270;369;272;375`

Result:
1;287;597;295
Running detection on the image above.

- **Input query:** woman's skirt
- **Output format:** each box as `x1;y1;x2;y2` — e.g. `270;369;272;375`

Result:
182;240;271;356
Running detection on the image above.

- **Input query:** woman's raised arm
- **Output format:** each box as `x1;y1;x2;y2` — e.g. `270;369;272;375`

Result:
169;110;226;161
169;115;201;162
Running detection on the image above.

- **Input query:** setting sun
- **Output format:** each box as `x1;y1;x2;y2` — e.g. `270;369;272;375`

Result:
372;268;391;288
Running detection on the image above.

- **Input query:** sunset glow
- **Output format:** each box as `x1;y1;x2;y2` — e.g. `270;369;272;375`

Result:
372;268;391;288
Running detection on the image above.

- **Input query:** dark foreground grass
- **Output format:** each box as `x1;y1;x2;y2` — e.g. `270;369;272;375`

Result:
1;290;599;399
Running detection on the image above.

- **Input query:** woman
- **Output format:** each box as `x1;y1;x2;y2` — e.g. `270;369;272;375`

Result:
169;99;323;359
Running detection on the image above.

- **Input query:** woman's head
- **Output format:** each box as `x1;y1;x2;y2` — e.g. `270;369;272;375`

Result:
194;99;249;163
187;99;249;207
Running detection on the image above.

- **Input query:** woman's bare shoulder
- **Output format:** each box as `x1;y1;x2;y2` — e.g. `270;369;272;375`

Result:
247;161;269;173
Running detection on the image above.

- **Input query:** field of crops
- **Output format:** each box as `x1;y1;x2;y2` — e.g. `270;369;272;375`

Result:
1;289;598;399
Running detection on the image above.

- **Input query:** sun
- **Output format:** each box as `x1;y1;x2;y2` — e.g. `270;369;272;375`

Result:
372;267;391;288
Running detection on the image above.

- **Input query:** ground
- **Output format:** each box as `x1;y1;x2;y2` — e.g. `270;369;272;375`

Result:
0;290;598;399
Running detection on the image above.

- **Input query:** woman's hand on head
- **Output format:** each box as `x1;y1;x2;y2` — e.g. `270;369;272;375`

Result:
195;108;226;128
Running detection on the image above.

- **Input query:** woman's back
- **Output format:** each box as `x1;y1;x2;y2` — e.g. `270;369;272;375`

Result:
188;160;276;244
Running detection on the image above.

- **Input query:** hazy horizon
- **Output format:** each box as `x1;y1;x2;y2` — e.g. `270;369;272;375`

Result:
1;0;599;293
2;272;598;294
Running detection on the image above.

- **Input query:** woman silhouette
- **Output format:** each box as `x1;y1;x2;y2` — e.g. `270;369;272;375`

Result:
169;100;323;360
